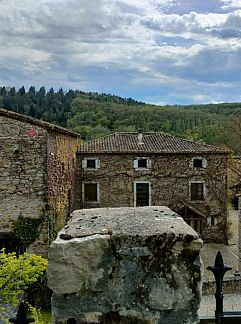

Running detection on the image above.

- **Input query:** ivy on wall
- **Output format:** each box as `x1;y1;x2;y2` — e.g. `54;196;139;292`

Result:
48;213;58;244
14;213;44;248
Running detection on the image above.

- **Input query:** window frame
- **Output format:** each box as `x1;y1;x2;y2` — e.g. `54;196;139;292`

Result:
82;158;100;170
207;215;218;227
134;157;151;170
134;181;151;207
189;181;205;201
82;182;100;203
191;156;207;169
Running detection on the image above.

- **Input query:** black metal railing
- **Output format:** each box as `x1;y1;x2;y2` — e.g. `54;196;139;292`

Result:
200;251;241;324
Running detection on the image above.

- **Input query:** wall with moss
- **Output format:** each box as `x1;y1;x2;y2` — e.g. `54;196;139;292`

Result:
0;115;49;255
0;113;80;256
47;131;80;242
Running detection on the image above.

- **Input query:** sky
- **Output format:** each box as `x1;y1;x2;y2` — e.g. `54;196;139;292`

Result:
1;0;241;105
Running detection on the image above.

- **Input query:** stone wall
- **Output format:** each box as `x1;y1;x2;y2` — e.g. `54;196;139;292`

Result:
75;153;228;242
0;115;48;254
47;131;80;240
0;111;80;256
203;277;241;295
48;206;203;324
238;196;241;272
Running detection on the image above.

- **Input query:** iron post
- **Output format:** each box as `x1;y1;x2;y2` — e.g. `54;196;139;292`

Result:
206;251;232;323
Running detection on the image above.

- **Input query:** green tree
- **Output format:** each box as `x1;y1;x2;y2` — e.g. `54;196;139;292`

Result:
0;249;48;321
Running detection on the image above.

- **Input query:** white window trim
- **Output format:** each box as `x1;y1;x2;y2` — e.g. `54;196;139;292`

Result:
133;157;151;170
134;181;151;207
207;215;218;227
82;157;100;170
189;180;206;201
190;156;207;169
82;182;100;203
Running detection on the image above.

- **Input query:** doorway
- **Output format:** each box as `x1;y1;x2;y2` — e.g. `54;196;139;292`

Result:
134;182;151;207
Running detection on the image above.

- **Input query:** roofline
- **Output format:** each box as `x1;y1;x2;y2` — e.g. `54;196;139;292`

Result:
77;131;231;154
179;200;207;219
0;108;80;138
77;151;230;155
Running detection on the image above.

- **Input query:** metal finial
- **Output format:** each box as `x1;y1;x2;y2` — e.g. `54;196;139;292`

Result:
206;251;232;323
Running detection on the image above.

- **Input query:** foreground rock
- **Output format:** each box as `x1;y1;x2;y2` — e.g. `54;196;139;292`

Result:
48;206;203;324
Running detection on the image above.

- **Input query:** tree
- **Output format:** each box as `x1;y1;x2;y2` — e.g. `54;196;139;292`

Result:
0;249;48;321
18;86;26;96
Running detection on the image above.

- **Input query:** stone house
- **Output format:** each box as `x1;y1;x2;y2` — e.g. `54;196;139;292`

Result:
228;156;241;209
75;132;230;243
0;108;80;256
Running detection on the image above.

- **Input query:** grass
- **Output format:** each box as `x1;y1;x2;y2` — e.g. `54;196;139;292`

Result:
41;310;52;323
27;309;52;324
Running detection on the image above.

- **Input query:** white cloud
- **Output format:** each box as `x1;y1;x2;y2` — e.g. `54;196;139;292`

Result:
221;0;241;9
0;0;241;104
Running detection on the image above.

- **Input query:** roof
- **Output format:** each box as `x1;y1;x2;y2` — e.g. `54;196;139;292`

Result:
179;200;207;219
0;108;80;138
78;132;230;154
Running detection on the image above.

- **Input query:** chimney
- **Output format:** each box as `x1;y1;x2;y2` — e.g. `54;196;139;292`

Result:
138;130;144;145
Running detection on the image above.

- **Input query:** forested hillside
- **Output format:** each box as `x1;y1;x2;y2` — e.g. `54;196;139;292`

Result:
1;86;241;152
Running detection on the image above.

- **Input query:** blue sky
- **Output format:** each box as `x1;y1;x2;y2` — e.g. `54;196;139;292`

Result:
1;0;241;104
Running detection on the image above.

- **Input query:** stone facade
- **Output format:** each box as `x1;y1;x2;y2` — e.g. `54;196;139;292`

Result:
228;156;241;209
48;206;203;324
76;133;229;243
0;109;80;256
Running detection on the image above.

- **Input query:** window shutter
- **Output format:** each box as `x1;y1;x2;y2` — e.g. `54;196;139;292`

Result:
203;158;207;168
147;159;151;169
134;159;138;169
96;159;100;169
82;160;87;168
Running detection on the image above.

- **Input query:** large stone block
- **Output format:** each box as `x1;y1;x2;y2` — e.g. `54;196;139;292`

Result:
48;206;203;324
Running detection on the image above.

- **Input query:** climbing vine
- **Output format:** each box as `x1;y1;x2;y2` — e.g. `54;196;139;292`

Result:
14;213;45;248
48;214;59;243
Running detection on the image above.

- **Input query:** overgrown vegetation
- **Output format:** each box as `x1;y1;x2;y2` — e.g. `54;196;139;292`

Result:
0;249;48;321
1;86;241;152
14;213;45;249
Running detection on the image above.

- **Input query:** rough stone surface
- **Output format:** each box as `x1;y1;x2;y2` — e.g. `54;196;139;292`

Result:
238;197;241;272
75;152;228;243
0;112;79;255
48;206;203;324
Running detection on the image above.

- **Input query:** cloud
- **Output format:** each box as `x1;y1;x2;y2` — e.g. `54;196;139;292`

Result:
221;0;241;9
0;0;241;104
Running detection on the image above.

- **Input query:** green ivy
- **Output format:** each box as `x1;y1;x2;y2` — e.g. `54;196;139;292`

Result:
48;215;58;244
14;213;44;248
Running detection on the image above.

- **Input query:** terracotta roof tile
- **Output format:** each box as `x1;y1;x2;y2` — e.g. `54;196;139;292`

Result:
78;132;230;154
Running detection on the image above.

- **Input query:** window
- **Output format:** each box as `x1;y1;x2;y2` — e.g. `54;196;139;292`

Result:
138;159;147;168
193;159;203;168
134;157;151;170
86;159;96;168
82;183;99;202
190;182;205;201
207;215;218;227
82;158;100;170
191;157;207;169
